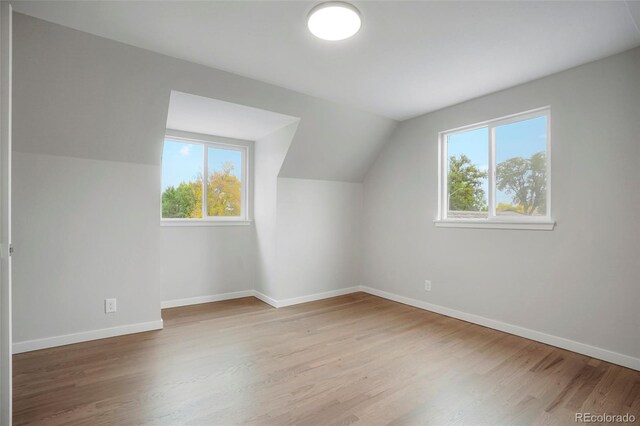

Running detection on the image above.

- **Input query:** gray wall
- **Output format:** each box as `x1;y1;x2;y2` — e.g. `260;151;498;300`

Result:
0;2;12;422
159;227;257;303
276;178;362;299
362;47;640;361
13;152;161;341
12;14;395;182
11;13;394;344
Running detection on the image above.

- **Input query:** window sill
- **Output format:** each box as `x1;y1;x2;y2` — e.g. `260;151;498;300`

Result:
433;220;555;231
160;220;252;227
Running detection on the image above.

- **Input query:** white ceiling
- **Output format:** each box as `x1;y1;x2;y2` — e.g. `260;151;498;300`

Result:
166;91;299;141
11;1;640;121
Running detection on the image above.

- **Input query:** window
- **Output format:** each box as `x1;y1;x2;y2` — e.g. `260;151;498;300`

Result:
161;133;249;224
437;107;553;230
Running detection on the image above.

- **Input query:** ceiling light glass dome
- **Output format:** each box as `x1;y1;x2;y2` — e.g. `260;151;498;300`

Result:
307;2;362;41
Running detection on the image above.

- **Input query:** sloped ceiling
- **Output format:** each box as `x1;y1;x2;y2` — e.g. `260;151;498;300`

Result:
10;1;640;120
12;13;396;182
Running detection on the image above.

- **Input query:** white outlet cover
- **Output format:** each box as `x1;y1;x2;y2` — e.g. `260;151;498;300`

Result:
105;298;117;313
424;280;432;291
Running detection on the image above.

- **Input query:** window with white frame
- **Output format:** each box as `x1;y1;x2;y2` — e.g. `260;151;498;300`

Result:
438;108;551;227
161;134;248;222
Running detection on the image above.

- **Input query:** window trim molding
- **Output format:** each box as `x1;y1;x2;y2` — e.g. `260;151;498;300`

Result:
161;129;252;224
436;106;554;229
433;220;555;231
160;219;252;227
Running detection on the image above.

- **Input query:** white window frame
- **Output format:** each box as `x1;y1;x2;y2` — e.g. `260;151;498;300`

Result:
435;107;554;230
160;129;251;227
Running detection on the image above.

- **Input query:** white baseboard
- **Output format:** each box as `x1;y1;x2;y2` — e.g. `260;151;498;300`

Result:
359;286;640;371
253;290;280;308
161;290;254;309
253;288;360;308
17;286;637;371
276;287;361;308
13;319;163;354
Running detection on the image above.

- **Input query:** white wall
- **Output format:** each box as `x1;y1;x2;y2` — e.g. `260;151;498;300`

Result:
362;47;640;362
254;125;363;302
12;152;161;342
275;178;362;300
159;227;256;302
11;13;394;346
254;124;297;298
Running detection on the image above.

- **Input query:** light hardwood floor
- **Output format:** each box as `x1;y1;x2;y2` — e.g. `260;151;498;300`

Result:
13;293;640;425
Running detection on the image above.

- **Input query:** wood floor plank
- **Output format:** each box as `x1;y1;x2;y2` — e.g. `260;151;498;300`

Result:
13;293;640;425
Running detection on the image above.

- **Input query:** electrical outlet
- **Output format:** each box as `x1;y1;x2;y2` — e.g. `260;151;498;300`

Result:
105;298;117;313
424;280;432;292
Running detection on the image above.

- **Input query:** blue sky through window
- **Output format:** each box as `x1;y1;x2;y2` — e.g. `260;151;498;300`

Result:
447;115;547;204
208;147;242;180
495;116;547;163
162;139;242;191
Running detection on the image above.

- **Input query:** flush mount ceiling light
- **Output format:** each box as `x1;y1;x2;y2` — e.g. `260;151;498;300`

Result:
307;2;362;41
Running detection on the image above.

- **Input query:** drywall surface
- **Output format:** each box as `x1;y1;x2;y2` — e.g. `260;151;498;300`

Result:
11;13;392;344
12;13;395;181
362;47;640;360
0;2;12;422
159;226;257;303
254;124;297;299
12;152;161;342
276;178;363;300
255;127;363;302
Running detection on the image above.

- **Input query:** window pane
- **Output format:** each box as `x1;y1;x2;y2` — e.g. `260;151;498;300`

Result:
207;147;242;217
447;127;489;219
161;140;204;219
495;115;547;217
